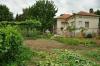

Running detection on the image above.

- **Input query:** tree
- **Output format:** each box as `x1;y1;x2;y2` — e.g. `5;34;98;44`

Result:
0;4;13;21
95;10;100;35
95;10;100;15
22;0;57;32
15;14;25;21
98;17;100;35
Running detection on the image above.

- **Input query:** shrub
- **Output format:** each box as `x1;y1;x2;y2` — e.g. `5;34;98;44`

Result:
85;33;93;38
40;33;53;39
0;20;42;39
0;26;33;66
22;28;41;39
0;26;23;65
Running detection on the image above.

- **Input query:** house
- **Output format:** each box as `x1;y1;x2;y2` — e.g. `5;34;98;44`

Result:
56;9;100;37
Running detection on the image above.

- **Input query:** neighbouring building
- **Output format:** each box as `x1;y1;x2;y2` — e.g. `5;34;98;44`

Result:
56;9;100;37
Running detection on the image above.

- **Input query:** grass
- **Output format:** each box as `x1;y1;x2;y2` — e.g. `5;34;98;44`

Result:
75;48;100;65
54;37;96;46
84;48;100;61
6;46;33;66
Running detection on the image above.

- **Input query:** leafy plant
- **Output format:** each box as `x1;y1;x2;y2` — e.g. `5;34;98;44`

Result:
0;26;22;65
31;49;99;66
0;26;33;66
85;49;100;61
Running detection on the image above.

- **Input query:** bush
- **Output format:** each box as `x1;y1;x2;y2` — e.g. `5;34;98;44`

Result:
85;33;93;38
0;20;42;39
0;26;33;66
22;29;41;39
39;33;53;39
0;26;23;64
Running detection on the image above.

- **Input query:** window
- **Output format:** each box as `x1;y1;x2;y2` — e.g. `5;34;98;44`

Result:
85;22;89;28
78;21;82;28
79;21;82;25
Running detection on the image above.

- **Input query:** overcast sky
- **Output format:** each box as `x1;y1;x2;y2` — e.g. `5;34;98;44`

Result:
0;0;100;17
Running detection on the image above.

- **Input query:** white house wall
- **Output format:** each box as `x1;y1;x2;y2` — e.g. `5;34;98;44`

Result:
56;15;99;36
75;16;99;34
57;19;66;35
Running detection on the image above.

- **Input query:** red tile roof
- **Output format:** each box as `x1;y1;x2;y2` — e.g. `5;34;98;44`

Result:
56;11;99;21
77;11;96;16
56;14;71;19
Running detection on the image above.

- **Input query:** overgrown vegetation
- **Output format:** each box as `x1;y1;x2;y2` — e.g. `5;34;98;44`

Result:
84;48;100;61
53;37;96;46
16;0;57;32
0;5;13;21
0;20;41;39
0;26;33;66
31;49;100;66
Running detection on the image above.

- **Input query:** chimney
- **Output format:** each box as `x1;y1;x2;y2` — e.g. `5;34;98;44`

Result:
89;8;94;13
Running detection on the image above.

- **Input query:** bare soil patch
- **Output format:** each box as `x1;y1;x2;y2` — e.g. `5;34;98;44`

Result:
24;39;96;51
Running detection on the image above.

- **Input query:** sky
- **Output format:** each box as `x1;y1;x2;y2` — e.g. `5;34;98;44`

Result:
0;0;100;17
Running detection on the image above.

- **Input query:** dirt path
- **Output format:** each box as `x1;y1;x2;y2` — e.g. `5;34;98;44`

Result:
24;39;68;50
24;39;92;51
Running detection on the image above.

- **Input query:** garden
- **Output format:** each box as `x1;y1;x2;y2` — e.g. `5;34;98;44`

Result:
0;20;99;66
0;0;100;66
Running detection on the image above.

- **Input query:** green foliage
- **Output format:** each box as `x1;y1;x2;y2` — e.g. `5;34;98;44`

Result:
67;26;76;37
54;37;79;45
32;49;99;66
15;14;25;21
0;26;33;66
0;26;22;65
0;19;42;39
22;0;57;32
54;37;96;46
98;17;100;35
85;49;100;61
19;19;42;39
95;10;100;15
67;26;76;32
5;46;33;66
0;19;41;28
0;20;53;40
24;29;42;39
40;33;54;39
0;4;13;21
79;27;86;32
95;9;100;35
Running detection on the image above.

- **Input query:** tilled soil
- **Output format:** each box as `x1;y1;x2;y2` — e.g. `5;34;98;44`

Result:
24;39;94;51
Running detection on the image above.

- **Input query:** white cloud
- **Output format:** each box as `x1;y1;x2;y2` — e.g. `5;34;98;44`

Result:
0;0;35;16
0;0;99;16
97;0;100;8
53;0;99;16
